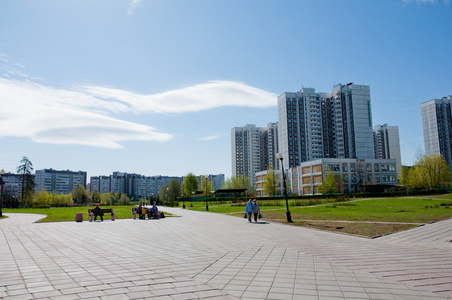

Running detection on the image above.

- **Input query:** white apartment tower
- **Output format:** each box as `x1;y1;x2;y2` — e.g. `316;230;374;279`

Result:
421;96;452;173
277;83;375;169
374;124;402;176
231;123;279;184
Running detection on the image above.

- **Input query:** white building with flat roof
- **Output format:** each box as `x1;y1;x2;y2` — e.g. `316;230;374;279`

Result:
374;124;402;176
421;96;452;173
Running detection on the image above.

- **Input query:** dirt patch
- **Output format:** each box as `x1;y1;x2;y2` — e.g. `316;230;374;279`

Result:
266;218;418;238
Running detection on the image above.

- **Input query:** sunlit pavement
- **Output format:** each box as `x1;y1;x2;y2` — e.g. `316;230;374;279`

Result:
0;209;451;300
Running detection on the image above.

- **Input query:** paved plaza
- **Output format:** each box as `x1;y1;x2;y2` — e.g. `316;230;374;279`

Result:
0;207;451;300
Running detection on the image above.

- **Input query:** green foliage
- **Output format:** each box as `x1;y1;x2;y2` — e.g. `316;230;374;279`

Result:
408;154;451;190
222;174;253;195
72;183;89;205
262;165;279;196
318;167;344;194
183;173;198;196
17;156;35;206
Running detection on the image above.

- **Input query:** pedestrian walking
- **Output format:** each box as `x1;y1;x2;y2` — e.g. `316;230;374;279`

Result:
252;199;260;222
245;199;253;223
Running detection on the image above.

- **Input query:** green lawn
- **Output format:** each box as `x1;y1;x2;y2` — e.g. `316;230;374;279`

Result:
2;206;138;222
183;195;452;237
2;195;451;238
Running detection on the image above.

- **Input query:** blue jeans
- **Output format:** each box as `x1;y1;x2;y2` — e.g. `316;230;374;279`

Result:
247;212;252;222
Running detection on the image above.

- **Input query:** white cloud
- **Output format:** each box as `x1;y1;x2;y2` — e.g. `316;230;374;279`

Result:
128;0;143;15
82;80;277;114
0;78;173;149
0;61;277;149
197;135;220;141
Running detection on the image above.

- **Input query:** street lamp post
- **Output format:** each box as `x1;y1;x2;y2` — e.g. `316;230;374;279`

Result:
205;176;209;211
182;182;186;209
276;153;292;223
0;169;5;217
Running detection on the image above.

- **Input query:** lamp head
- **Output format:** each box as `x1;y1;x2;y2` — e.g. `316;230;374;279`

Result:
276;153;283;161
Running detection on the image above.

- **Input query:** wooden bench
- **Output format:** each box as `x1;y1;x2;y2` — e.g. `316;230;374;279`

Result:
89;208;115;221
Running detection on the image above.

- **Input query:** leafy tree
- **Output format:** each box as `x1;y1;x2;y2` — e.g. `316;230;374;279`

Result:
398;165;411;186
17;156;35;206
72;183;89;205
36;189;52;206
317;167;343;194
199;175;214;196
91;190;101;204
160;179;182;205
183;173;198;196
223;174;251;189
119;193;130;205
410;154;451;190
262;165;279;196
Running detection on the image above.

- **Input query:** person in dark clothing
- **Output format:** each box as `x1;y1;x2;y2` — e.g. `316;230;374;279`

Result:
137;204;143;219
93;203;104;221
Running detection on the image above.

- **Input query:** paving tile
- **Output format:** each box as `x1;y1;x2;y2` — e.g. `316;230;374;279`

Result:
2;210;452;300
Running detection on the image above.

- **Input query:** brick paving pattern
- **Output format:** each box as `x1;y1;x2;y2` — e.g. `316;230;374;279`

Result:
0;210;451;299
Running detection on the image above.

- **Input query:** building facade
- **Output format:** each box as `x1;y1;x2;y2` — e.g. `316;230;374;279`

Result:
90;173;225;199
0;172;25;199
256;158;398;196
35;169;87;194
374;124;402;176
421;96;452;173
231;123;279;185
277;84;375;169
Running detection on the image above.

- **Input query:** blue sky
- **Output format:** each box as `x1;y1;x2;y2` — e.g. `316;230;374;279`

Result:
0;0;451;180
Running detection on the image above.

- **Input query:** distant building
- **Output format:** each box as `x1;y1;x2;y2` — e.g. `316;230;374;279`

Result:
35;169;87;194
421;96;452;173
197;174;225;191
374;124;402;176
231;123;279;185
256;158;398;196
90;172;224;199
0;172;24;199
277;84;375;169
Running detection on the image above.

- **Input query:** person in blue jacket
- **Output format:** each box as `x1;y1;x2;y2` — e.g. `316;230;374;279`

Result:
245;199;253;223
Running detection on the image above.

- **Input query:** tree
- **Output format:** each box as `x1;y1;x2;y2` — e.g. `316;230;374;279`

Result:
91;190;101;204
17;156;35;206
262;165;279;196
72;183;89;205
398;165;411;186
183;173;198;196
119;193;130;205
199;175;214;195
222;174;253;195
168;179;182;203
318;167;343;194
410;154;451;190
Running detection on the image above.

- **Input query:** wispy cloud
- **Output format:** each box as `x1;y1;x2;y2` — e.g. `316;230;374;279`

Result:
402;0;449;3
128;0;143;15
197;135;220;141
0;55;277;149
82;81;277;114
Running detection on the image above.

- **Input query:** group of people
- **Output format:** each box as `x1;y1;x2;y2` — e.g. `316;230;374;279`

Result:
245;199;261;223
137;201;160;219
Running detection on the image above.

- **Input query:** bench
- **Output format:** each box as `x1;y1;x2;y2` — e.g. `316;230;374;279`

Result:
132;207;164;220
89;208;115;221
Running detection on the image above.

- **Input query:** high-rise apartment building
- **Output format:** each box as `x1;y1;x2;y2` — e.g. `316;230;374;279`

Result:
231;123;279;184
35;169;87;194
374;124;402;176
421;96;452;173
277;83;375;169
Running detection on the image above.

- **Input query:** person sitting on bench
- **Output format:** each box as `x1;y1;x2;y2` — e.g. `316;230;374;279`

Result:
93;203;104;221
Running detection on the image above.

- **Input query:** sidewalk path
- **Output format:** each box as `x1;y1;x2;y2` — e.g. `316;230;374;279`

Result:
0;208;451;299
